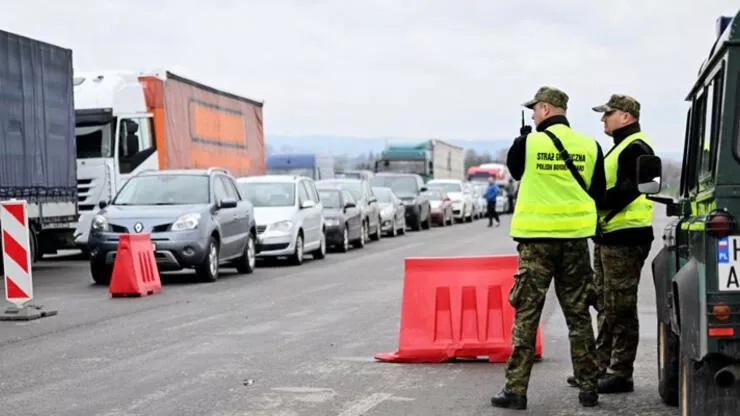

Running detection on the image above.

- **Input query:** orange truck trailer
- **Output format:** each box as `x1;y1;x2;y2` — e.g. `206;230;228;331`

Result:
72;70;266;246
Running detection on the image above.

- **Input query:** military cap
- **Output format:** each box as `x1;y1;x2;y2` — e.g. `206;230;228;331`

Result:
592;94;640;119
522;86;569;110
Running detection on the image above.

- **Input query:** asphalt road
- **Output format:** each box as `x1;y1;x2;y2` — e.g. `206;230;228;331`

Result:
0;213;678;416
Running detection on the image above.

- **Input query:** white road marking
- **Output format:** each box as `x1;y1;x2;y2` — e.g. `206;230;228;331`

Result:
337;393;394;416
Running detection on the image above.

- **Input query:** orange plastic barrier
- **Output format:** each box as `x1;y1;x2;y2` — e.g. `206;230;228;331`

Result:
374;255;543;363
109;233;161;297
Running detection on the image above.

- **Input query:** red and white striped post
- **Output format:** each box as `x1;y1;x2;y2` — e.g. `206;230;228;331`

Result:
0;199;56;321
1;200;33;307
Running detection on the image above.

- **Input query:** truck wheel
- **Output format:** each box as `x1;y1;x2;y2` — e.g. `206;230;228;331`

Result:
658;319;679;406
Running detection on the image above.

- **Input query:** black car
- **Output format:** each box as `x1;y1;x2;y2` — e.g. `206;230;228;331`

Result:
316;186;364;252
369;173;432;231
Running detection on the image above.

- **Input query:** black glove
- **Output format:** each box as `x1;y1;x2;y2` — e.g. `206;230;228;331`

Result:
520;125;532;135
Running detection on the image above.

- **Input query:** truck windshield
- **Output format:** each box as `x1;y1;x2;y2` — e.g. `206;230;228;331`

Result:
376;160;426;174
114;175;209;205
266;167;315;179
237;182;296;207
76;122;114;159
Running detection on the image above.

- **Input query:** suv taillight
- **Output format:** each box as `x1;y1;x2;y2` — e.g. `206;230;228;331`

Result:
707;209;737;238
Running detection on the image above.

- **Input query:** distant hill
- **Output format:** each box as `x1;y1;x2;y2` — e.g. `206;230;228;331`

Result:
265;134;683;162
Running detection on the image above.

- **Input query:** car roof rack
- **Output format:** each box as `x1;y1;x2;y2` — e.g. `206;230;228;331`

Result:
207;167;230;175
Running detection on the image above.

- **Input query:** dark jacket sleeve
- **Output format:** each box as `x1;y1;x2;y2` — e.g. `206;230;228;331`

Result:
602;139;654;211
589;143;607;207
506;135;527;180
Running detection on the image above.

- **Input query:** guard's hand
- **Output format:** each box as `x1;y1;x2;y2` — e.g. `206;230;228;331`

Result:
520;125;532;135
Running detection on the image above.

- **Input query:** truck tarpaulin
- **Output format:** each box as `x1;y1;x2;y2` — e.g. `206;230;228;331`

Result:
0;30;76;202
140;72;265;177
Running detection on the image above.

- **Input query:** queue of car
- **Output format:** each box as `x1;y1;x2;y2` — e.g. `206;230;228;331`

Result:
86;168;505;284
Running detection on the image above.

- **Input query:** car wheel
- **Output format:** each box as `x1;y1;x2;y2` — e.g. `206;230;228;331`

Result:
339;225;350;252
371;218;382;241
422;209;432;230
290;233;304;265
353;223;366;248
313;231;327;259
90;261;113;285
236;232;256;274
196;237;219;282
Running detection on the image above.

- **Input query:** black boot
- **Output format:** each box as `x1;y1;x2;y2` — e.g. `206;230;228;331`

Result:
579;390;598;407
598;374;634;393
490;388;527;410
566;375;579;387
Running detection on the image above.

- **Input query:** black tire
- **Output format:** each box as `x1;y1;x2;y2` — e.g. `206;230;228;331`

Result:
658;319;679;406
421;208;432;230
339;225;350;252
412;210;422;231
312;231;327;259
290;233;304;265
370;218;382;241
90;261;113;285
196;236;219;282
353;223;366;248
235;232;256;274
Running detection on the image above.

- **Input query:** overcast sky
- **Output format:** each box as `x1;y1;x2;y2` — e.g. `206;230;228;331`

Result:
0;1;736;152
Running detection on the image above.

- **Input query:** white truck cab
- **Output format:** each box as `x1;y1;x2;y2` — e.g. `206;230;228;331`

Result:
72;71;160;247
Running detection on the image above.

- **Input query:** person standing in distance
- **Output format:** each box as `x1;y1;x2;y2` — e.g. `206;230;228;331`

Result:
485;175;501;227
490;86;606;410
566;94;655;393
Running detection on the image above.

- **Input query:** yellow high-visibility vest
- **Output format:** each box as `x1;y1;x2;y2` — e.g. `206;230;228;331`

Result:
510;124;598;238
599;133;654;233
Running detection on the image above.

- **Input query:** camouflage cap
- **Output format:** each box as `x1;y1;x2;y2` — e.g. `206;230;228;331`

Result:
522;86;569;110
592;94;640;118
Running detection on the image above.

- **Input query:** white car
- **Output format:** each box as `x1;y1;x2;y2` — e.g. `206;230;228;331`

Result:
426;179;474;222
236;175;327;265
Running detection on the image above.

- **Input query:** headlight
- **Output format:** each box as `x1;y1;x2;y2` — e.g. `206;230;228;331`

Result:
171;213;201;231
91;214;109;231
325;218;340;227
269;220;293;233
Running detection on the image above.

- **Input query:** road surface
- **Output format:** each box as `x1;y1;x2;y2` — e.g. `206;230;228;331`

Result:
0;214;677;415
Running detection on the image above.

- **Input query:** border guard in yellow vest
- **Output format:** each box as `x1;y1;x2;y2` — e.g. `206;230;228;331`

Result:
491;86;606;410
566;94;655;394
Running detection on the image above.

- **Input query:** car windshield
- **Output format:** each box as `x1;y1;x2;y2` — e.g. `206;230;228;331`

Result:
113;175;209;205
370;176;418;197
318;189;342;209
430;182;462;193
372;187;394;203
237;182;296;207
325;181;362;200
424;189;445;201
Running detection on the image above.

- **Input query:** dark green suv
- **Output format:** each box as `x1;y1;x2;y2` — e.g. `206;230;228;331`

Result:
642;11;740;415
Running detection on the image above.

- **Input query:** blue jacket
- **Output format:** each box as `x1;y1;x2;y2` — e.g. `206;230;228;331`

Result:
485;183;499;202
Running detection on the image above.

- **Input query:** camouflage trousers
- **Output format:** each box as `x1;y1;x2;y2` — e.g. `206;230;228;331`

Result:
593;243;651;379
504;239;600;396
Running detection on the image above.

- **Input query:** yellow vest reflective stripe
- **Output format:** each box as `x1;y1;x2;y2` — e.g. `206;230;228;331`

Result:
510;124;598;238
599;132;654;233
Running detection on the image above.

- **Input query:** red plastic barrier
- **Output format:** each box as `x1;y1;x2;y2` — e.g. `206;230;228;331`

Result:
374;255;543;363
109;233;161;297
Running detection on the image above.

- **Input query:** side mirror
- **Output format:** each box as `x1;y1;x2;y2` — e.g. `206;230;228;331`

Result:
420;186;428;192
219;197;238;209
99;200;108;209
301;200;316;209
344;202;356;209
368;197;377;204
637;155;662;195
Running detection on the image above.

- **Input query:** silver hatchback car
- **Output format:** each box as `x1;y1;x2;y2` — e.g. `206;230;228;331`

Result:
236;175;327;265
